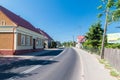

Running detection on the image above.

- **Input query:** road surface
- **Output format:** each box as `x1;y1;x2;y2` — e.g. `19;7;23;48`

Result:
0;48;82;80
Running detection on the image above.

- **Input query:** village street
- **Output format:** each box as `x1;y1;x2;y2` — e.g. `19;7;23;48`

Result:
0;48;117;80
0;48;81;80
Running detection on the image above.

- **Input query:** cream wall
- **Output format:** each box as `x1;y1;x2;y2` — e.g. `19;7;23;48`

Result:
0;26;14;32
0;26;45;50
15;26;44;50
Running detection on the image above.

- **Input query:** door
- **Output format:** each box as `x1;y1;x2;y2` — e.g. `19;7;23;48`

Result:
33;39;36;49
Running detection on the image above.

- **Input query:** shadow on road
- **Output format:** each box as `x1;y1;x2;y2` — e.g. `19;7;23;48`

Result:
0;59;58;72
15;49;63;57
0;49;63;80
38;50;63;56
0;59;58;80
0;72;36;80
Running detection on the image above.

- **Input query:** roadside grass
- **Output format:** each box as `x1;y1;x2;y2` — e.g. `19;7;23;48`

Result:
99;59;120;80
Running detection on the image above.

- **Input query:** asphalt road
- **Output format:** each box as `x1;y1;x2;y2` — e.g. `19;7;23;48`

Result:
0;48;81;80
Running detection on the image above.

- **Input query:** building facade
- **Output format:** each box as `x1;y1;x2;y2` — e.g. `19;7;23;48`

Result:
38;29;53;48
76;35;85;48
0;6;45;55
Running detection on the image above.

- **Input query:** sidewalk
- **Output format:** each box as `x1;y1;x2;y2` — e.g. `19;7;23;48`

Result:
75;48;117;80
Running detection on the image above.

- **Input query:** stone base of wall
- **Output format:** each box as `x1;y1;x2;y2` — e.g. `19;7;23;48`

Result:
0;48;44;55
0;50;14;55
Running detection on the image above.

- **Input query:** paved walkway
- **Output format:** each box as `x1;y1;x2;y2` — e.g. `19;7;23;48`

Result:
75;48;117;80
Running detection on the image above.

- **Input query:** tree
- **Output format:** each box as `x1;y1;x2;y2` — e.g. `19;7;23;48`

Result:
84;22;104;51
97;0;115;59
112;0;120;21
62;41;76;47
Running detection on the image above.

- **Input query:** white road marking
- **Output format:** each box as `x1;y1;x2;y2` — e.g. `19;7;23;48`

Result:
49;58;54;60
48;49;66;61
8;78;15;80
21;65;42;74
53;49;66;59
8;49;66;80
20;49;66;74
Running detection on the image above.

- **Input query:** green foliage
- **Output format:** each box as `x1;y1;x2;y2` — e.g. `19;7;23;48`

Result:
83;22;104;54
62;41;76;47
112;9;120;21
98;0;115;23
112;0;120;21
99;59;120;79
97;13;103;18
107;0;114;8
110;69;120;77
84;22;103;49
105;63;112;69
106;43;120;49
99;59;112;69
106;14;113;24
97;5;103;10
115;0;120;8
99;59;106;64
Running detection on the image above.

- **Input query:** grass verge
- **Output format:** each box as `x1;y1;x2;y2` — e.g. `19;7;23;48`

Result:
99;59;120;80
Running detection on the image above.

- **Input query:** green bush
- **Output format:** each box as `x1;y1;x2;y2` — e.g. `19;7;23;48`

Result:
106;43;120;49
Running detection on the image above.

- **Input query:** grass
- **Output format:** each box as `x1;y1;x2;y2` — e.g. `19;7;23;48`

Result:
110;69;120;77
99;59;120;80
99;59;106;64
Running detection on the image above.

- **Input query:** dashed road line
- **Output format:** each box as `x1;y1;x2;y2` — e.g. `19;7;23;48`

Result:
21;65;42;74
7;49;66;80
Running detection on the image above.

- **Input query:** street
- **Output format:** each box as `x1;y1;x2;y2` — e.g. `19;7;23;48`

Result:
0;48;82;80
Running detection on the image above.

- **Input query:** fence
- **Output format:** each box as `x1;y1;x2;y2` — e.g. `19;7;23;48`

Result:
104;48;120;72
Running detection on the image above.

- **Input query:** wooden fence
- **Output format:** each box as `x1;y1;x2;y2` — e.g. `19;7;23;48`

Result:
104;48;120;72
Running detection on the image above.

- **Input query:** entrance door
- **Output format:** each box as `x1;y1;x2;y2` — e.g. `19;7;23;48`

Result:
33;39;36;49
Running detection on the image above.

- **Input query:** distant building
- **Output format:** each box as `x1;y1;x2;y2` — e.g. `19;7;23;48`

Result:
37;29;53;48
56;41;61;48
76;35;85;48
0;6;47;55
107;33;120;43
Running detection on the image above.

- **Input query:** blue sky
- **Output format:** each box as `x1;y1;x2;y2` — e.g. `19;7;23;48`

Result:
0;0;120;42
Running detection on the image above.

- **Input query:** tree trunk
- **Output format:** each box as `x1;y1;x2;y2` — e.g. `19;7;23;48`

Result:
100;8;109;59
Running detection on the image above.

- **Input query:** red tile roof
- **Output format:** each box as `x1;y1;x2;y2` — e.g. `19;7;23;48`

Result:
0;6;41;34
77;36;85;43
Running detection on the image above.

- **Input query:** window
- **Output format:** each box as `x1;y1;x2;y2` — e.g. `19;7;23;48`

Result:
36;38;42;46
21;34;25;45
1;20;6;26
26;36;30;46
